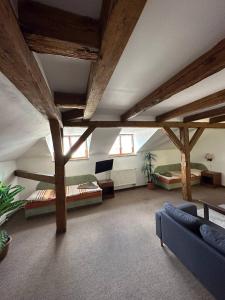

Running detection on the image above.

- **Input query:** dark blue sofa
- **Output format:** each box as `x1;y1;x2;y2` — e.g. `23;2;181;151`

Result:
155;203;225;300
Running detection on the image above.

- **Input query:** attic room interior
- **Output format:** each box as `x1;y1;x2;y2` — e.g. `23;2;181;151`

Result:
1;0;225;299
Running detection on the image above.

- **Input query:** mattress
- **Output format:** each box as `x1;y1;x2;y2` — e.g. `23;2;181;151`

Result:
156;169;202;183
26;181;102;209
156;173;201;185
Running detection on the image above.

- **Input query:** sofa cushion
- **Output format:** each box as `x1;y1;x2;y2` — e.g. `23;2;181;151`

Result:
164;202;202;231
200;224;225;255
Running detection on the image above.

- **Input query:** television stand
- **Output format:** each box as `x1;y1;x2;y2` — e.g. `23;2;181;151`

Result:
98;179;114;200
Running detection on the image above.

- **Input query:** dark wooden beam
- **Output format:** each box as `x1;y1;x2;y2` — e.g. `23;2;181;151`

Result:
18;1;100;60
157;89;225;122
14;170;55;184
189;128;204;151
49;119;66;233
62;109;84;122
210;114;225;123
0;0;61;124
54;92;86;109
121;39;225;120
100;0;116;37
184;105;225;122
163;128;184;151
63;120;225;129
64;127;95;164
180;128;192;201
84;0;147;119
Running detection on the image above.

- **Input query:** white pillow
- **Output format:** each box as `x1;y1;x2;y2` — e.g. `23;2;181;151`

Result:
191;169;201;176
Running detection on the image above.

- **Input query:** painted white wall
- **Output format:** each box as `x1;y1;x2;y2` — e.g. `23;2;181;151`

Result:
16;143;181;199
191;129;225;185
0;161;18;186
16;127;225;199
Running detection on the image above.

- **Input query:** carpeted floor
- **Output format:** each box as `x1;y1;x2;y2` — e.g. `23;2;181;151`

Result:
2;185;223;300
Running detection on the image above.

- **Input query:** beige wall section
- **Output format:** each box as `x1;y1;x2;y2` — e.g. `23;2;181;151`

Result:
191;129;225;185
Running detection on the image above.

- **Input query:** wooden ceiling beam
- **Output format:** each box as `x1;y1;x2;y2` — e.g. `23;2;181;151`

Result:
0;0;61;124
184;105;225;122
18;1;100;60
54;92;86;109
156;89;225;122
63;120;225;129
14;170;55;184
62;109;84;122
121;39;225;121
64;127;96;164
209;115;225;123
84;0;147;119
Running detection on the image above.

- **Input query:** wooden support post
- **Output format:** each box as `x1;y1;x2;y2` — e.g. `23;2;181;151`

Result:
180;127;192;201
189;128;204;151
49;119;67;233
163;128;184;152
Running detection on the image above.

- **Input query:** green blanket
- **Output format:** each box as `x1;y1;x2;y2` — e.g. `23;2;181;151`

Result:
36;174;97;190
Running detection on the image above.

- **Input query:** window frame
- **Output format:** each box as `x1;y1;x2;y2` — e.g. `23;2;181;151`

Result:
110;134;135;157
63;135;89;160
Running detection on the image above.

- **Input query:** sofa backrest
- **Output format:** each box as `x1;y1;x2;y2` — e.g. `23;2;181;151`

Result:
154;163;207;174
36;174;97;190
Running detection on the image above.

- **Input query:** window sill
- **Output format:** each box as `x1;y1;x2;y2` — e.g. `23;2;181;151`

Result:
52;157;89;162
109;154;136;158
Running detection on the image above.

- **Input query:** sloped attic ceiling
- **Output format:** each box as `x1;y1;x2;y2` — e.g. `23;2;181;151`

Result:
0;73;49;162
95;0;225;119
2;0;225;164
19;138;51;158
139;128;201;152
89;128;121;155
139;129;176;152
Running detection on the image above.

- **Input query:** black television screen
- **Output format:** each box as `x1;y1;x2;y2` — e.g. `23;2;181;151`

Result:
95;159;113;174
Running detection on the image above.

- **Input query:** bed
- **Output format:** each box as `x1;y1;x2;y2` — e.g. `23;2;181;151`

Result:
154;163;207;190
25;174;102;218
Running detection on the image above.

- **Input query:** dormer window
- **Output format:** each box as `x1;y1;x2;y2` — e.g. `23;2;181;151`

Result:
63;136;88;160
109;134;134;156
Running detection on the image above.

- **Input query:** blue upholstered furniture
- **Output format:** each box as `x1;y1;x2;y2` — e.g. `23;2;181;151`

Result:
155;203;225;300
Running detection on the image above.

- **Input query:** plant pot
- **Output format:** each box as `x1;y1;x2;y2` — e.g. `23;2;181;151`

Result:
147;182;155;190
0;236;12;262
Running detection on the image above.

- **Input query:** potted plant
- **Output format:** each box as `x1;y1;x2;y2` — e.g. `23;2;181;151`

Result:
0;181;26;261
142;152;158;190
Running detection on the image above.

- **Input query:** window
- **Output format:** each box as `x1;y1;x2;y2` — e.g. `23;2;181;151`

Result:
109;134;134;156
63;136;88;160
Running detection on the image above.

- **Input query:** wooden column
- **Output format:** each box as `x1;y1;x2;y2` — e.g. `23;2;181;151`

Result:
49;119;67;233
180;127;192;201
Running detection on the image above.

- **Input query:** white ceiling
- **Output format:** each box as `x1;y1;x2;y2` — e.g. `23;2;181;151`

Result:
2;0;225;161
37;54;91;94
95;0;225;118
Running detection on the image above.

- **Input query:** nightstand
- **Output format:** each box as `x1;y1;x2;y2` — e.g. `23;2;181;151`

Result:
98;179;115;199
201;171;221;187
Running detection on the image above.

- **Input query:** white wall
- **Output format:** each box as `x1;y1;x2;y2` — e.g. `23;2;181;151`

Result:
16;144;181;199
191;129;225;185
0;160;18;186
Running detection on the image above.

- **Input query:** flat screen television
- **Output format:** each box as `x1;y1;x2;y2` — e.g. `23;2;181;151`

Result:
95;159;114;174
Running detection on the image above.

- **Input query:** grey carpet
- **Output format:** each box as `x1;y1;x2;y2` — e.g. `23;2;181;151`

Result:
1;185;221;300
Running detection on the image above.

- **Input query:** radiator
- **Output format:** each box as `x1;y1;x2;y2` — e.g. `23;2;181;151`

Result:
111;169;136;188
